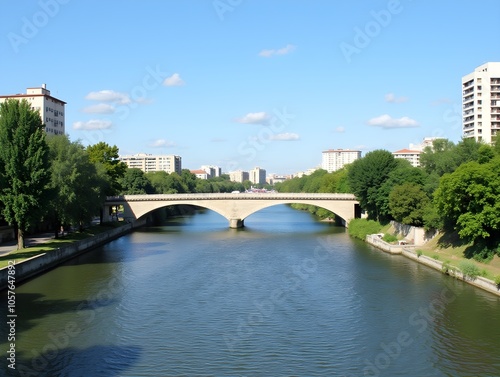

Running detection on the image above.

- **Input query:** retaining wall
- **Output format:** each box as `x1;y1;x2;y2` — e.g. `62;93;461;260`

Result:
0;223;133;291
366;234;500;297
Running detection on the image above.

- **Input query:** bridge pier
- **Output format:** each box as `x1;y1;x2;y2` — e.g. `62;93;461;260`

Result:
229;218;244;228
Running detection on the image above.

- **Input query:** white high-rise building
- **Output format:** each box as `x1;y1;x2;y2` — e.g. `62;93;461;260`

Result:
462;62;500;143
119;153;181;174
0;84;66;136
229;170;249;183
249;167;266;185
321;149;361;173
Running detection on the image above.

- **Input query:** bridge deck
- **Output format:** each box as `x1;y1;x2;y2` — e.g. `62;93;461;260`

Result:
105;193;357;202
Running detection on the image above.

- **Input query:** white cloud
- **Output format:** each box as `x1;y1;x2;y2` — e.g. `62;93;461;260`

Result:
163;73;185;87
269;133;300;141
149;139;176;148
335;126;345;133
82;103;116;114
367;114;419;129
235;112;270;125
73;119;113;130
385;93;409;103
259;44;296;57
85;90;131;104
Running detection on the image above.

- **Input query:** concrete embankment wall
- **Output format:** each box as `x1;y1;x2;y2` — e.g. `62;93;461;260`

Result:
366;234;500;297
0;223;133;291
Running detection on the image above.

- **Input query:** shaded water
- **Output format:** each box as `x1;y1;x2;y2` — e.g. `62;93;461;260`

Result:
1;205;500;376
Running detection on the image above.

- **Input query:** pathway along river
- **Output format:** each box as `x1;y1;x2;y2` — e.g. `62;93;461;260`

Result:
1;205;500;376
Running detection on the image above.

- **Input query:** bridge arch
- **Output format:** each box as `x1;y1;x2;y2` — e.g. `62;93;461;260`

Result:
105;193;359;229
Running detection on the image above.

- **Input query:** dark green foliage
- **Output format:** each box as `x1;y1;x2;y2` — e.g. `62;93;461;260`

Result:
389;183;429;226
347;150;398;222
86;142;127;195
47;135;107;233
0;99;51;248
434;159;500;247
120;168;155;194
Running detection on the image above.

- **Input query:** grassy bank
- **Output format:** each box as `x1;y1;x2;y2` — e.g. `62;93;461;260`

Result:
417;232;500;282
0;222;124;269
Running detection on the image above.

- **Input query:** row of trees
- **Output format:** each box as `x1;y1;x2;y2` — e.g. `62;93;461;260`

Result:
277;138;500;258
0;100;127;248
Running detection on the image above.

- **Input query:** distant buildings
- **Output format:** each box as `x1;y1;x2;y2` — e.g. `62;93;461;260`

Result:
0;84;66;136
229;170;249;183
462;62;500;143
321;149;361;173
190;169;209;179
201;165;222;178
249;167;266;185
392;149;422;167
393;137;445;167
119;153;182;174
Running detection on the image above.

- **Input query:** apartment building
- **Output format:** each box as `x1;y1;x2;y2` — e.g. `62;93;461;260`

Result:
249;167;267;185
321;149;361;173
462;62;500;143
0;84;66;135
120;153;182;174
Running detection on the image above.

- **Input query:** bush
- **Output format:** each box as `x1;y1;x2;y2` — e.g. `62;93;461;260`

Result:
494;275;500;289
442;261;457;277
416;250;423;258
348;219;383;240
382;234;398;243
459;260;481;280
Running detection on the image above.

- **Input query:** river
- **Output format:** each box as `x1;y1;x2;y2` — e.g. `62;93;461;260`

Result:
1;205;500;376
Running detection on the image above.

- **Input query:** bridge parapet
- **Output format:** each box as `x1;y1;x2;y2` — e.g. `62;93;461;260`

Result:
104;193;359;228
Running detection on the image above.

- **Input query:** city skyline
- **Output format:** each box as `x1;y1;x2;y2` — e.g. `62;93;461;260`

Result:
1;0;499;174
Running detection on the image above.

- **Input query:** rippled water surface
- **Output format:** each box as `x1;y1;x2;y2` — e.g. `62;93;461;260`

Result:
1;205;500;376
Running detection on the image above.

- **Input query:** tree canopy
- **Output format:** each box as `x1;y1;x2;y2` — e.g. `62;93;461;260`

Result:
0;99;51;248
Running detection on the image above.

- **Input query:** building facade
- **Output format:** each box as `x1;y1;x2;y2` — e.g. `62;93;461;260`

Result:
120;153;182;174
229;170;249;183
462;62;500;143
0;84;66;136
201;165;222;178
321;149;361;173
392;149;422;167
249;167;267;185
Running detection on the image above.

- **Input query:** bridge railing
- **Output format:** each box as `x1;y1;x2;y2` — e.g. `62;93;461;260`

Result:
105;193;358;202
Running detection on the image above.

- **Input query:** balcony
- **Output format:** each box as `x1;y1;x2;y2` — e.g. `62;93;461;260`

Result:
491;86;500;92
463;95;474;102
463;103;474;109
463;80;474;88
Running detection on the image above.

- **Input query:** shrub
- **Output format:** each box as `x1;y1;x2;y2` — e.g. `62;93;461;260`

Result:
494;275;500;289
442;261;458;277
416;250;423;258
382;234;398;243
459;260;481;280
348;219;382;240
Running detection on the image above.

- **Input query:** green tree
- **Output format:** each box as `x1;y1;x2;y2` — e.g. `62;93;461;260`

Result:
47;135;106;235
0;99;51;249
145;171;170;194
389;183;429;226
347;150;398;221
86;142;127;195
434;159;500;251
120;168;154;194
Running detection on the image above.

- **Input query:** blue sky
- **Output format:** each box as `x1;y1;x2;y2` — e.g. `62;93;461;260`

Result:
1;0;499;175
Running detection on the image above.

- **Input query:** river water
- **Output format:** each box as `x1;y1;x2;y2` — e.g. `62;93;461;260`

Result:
1;205;500;377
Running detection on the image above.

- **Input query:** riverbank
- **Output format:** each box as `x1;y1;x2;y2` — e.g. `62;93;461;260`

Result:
0;223;134;291
365;234;500;297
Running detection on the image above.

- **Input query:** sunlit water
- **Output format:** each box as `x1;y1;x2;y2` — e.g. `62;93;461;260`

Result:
1;205;500;376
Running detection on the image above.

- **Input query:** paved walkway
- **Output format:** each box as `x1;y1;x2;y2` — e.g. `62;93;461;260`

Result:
0;233;55;257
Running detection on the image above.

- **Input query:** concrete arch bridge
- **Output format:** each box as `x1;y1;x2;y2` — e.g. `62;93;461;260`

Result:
104;193;360;228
